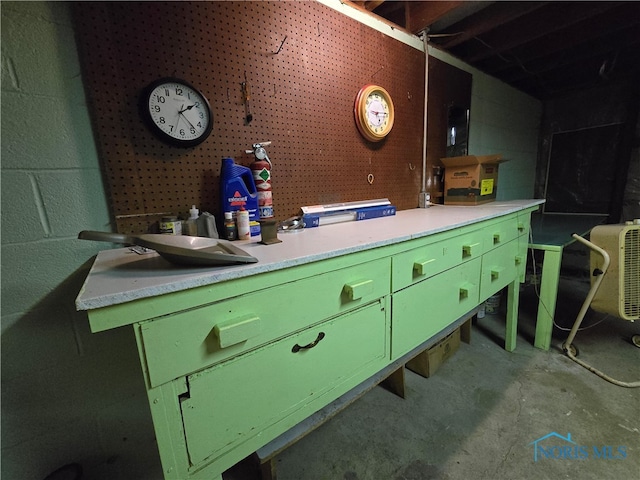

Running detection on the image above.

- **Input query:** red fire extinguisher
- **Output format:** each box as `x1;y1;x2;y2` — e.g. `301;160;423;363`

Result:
247;142;274;219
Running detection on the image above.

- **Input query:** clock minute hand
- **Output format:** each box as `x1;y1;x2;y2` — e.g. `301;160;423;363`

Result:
179;110;197;130
173;104;184;133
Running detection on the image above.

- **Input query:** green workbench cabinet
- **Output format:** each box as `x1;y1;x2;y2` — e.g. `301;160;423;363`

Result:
77;200;543;480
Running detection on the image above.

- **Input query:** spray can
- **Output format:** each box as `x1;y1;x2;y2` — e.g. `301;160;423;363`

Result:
220;157;260;237
247;143;274;219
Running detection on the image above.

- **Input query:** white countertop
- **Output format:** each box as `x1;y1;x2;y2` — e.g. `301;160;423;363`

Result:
76;200;543;311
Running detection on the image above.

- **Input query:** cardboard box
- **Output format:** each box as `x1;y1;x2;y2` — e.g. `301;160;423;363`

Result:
441;154;503;205
406;328;461;378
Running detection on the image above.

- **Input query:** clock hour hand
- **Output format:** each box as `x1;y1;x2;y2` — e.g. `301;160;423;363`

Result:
179;104;196;114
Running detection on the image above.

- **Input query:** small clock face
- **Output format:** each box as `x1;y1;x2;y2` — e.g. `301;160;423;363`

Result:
366;94;389;128
141;78;213;147
355;85;395;142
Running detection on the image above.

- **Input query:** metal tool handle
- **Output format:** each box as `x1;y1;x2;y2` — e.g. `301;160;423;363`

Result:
78;230;135;245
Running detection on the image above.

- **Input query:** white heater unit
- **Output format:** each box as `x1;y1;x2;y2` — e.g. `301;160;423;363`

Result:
563;220;640;388
590;221;640;321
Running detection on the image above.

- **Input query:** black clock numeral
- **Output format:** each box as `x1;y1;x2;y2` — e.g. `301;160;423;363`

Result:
153;105;161;113
164;88;169;96
190;127;196;134
179;128;186;136
176;87;183;96
159;117;166;124
155;95;165;103
197;122;202;128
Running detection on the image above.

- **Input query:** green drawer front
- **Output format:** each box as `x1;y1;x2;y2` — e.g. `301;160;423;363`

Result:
480;239;519;302
392;240;448;292
517;211;532;239
450;228;485;264
391;257;481;360
517;212;532;282
392;229;484;292
180;299;389;467
140;257;390;388
483;215;519;253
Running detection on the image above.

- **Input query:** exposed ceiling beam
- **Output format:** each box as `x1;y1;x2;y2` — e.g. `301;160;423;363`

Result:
461;1;623;63
483;4;640;78
405;1;465;34
433;1;548;48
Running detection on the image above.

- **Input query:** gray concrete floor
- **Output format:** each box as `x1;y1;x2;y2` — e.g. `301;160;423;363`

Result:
226;275;640;480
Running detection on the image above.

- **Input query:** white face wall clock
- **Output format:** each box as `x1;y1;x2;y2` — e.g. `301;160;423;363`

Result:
141;78;213;147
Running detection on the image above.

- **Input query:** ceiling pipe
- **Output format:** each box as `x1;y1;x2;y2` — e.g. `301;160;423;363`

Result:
418;29;432;208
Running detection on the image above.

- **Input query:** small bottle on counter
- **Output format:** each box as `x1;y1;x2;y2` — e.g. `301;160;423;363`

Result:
224;211;237;241
159;216;182;235
184;205;199;236
236;208;250;240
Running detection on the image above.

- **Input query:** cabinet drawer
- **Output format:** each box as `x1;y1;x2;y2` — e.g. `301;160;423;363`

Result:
483;216;519;253
480;239;519;302
392;229;483;292
392;240;449;292
180;299;388;467
139;257;390;388
391;257;481;360
517;211;531;238
517;212;532;282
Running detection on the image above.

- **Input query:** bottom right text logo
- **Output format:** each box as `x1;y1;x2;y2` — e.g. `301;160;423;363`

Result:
528;432;627;462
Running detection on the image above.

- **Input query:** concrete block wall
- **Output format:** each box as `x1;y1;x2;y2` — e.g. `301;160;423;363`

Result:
430;47;542;201
0;2;541;479
1;2;162;479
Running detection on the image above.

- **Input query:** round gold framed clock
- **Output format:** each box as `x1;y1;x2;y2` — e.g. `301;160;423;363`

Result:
354;85;395;142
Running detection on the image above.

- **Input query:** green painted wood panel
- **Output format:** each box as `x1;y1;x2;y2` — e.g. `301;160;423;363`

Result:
482;215;519;252
179;299;388;467
391;257;482;360
479;239;519;302
139;257;391;387
87;246;391;332
517;210;533;282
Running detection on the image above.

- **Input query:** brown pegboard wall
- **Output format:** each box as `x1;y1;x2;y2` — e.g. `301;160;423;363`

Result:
74;1;425;234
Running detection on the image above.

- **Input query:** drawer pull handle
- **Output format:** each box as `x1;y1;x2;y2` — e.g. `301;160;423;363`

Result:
343;280;374;301
214;315;261;348
292;332;325;353
459;282;474;301
493;233;501;245
413;258;436;276
517;222;526;232
462;242;480;258
491;267;504;282
491;267;504;281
